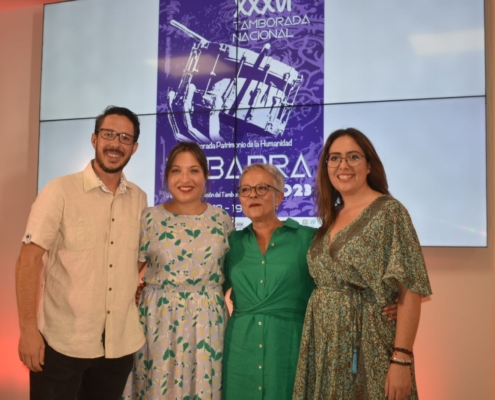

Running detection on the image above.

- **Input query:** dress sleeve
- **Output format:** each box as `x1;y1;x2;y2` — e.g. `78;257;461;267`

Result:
221;209;235;237
138;207;151;262
382;201;432;297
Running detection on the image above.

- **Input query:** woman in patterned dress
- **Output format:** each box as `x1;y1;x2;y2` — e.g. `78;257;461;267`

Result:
124;142;233;400
293;128;432;400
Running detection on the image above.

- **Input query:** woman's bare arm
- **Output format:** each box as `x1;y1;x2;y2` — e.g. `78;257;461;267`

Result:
385;281;422;400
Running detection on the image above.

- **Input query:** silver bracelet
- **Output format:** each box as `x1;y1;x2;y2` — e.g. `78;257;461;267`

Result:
389;356;413;366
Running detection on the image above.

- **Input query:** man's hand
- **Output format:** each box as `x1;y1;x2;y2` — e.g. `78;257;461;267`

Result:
19;328;45;372
135;282;145;306
15;243;46;372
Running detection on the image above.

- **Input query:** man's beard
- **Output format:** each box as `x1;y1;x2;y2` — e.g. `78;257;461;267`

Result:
95;148;131;173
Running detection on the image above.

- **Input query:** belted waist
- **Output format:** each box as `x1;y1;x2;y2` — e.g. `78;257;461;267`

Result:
144;283;222;293
232;307;306;323
314;284;376;303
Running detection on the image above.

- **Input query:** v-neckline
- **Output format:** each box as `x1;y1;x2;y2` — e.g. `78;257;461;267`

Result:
252;221;284;256
329;195;387;246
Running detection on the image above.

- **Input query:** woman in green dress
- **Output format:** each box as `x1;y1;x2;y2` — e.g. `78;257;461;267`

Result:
293;128;432;400
222;164;316;400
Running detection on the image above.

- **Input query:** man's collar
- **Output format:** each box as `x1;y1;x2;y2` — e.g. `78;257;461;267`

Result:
83;160;128;194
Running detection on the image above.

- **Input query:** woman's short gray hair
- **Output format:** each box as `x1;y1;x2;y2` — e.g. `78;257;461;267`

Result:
241;163;285;192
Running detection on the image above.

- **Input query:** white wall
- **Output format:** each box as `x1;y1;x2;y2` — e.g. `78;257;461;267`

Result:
0;5;43;399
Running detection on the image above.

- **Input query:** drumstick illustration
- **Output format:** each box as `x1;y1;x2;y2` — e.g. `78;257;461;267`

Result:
167;19;302;143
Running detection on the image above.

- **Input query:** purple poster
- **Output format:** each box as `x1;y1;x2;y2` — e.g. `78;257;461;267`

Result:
156;0;324;227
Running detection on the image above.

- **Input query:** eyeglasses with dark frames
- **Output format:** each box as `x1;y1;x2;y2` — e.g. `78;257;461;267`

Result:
97;128;136;145
325;151;365;168
238;183;280;197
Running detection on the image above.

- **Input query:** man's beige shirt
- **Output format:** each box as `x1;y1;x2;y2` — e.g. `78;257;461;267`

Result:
23;162;147;358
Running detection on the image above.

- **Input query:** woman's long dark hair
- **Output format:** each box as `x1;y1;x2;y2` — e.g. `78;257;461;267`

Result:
314;128;390;242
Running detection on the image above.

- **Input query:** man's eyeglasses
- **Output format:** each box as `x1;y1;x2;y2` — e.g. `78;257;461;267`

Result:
238;184;280;197
97;128;136;145
326;151;365;168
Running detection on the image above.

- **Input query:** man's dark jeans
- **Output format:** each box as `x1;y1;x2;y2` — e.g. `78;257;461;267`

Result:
30;338;133;400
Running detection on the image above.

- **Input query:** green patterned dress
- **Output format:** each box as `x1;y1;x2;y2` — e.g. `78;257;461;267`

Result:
124;204;234;400
293;196;432;400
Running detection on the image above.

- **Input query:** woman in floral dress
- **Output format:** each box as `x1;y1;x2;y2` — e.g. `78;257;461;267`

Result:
293;129;432;400
124;142;233;400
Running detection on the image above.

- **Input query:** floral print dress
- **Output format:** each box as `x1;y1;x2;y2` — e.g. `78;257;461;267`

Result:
123;204;234;400
293;196;432;400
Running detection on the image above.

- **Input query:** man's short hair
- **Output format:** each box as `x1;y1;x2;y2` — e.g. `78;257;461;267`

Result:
94;106;141;142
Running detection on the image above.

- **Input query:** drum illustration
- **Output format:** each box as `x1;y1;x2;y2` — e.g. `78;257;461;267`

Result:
167;20;303;143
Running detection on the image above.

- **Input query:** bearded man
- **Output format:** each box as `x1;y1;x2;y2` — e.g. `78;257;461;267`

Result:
15;106;147;400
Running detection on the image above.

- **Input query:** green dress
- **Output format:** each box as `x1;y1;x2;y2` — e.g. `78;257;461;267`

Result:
293;196;432;400
222;219;316;400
